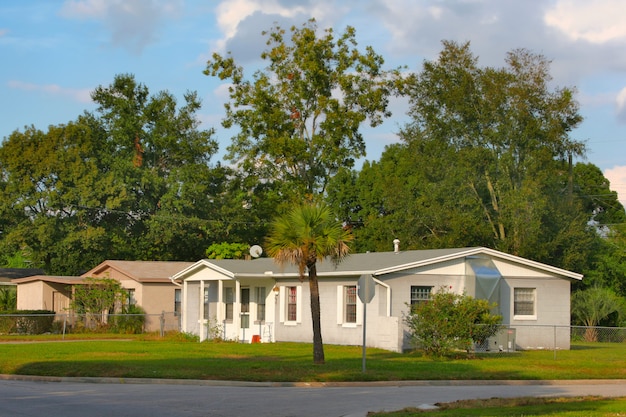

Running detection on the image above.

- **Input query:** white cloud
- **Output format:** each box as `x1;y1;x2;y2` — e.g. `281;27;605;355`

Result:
8;80;92;103
544;0;626;44
604;165;626;208
211;0;342;58
60;0;183;54
616;86;626;122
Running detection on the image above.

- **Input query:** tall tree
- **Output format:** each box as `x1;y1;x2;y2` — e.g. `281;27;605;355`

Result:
0;75;228;274
404;41;585;258
332;41;594;268
204;19;403;203
265;203;353;364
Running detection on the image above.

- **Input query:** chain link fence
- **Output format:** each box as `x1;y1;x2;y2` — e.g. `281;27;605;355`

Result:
1;314;626;348
0;311;181;337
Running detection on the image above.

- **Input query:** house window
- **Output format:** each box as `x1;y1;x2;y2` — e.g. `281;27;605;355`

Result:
241;288;250;313
203;288;210;319
337;285;362;326
344;285;357;323
256;287;266;322
514;288;536;317
224;287;234;321
410;286;432;310
174;289;181;316
287;286;298;322
125;289;136;309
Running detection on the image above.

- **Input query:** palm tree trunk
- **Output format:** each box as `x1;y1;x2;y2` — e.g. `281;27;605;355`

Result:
308;262;325;364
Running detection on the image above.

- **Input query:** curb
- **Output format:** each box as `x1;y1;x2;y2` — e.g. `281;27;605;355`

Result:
2;374;626;387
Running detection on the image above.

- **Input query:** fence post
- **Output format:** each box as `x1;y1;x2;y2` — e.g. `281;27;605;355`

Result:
160;311;165;337
553;325;557;360
63;314;67;340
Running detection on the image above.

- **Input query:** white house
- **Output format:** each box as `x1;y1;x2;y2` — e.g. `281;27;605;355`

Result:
170;247;583;352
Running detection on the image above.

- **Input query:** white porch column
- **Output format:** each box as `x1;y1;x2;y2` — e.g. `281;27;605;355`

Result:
182;280;188;332
235;280;241;340
199;280;205;341
217;280;223;323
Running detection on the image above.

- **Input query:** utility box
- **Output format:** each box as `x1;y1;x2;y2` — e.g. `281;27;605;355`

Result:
476;328;516;352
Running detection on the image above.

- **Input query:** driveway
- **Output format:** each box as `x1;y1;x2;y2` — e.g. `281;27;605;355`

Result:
2;376;626;417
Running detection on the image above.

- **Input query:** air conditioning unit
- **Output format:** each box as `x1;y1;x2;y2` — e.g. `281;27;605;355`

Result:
475;328;516;352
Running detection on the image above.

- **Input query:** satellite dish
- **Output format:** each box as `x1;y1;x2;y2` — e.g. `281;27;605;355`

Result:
249;245;263;258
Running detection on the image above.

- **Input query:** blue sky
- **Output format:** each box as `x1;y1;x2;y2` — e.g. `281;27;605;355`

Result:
1;0;625;204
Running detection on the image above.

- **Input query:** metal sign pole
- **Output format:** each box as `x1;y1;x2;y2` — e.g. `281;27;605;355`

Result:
362;301;367;373
358;274;375;373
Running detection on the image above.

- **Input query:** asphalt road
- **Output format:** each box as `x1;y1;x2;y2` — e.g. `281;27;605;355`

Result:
1;377;626;417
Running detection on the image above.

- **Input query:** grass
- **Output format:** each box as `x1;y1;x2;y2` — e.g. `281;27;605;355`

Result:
368;396;626;416
0;333;625;382
1;335;625;416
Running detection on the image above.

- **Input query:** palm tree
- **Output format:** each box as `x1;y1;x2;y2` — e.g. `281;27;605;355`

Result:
266;203;353;364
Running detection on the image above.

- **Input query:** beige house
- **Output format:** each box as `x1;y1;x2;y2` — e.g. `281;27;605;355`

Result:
14;261;193;332
14;275;82;313
81;260;194;331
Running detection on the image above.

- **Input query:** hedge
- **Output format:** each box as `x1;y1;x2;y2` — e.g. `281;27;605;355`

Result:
0;310;56;334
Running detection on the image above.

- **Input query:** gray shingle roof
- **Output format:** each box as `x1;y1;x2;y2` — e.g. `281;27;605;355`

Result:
207;247;477;276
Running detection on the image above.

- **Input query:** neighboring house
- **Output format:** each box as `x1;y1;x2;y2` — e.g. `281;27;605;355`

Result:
13;275;83;314
171;247;583;352
13;261;194;332
81;260;194;331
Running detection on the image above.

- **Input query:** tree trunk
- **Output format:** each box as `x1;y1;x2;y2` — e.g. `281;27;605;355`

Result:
307;262;325;364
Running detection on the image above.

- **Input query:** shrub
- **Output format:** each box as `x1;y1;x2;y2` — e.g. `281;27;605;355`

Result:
404;288;502;357
0;310;55;334
111;305;146;334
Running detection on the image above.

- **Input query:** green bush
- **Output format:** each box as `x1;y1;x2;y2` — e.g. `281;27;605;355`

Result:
0;313;17;334
0;310;55;334
404;289;502;357
111;305;146;334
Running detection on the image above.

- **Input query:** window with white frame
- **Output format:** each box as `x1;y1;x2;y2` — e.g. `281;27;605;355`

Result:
410;286;432;311
203;287;210;319
255;287;266;322
124;289;136;309
279;285;301;324
514;287;536;317
286;286;297;321
337;285;362;326
224;287;234;321
344;285;357;323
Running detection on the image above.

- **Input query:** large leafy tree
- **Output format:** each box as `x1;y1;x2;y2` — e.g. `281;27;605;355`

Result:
0;118;114;273
331;41;596;269
265;203;353;364
205;19;402;203
0;74;235;274
404;41;585;259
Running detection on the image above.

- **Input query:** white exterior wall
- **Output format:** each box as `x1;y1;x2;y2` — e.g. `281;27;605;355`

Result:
502;277;572;350
270;278;403;352
177;253;577;353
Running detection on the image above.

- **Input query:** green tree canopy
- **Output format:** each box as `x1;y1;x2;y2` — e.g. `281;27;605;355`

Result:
328;41;604;271
0;74;243;274
205;19;403;203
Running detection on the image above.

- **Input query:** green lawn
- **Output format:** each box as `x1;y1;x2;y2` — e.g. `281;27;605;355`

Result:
369;396;626;416
0;334;625;382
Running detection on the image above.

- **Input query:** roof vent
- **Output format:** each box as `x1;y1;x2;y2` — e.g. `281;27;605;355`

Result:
393;238;400;253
